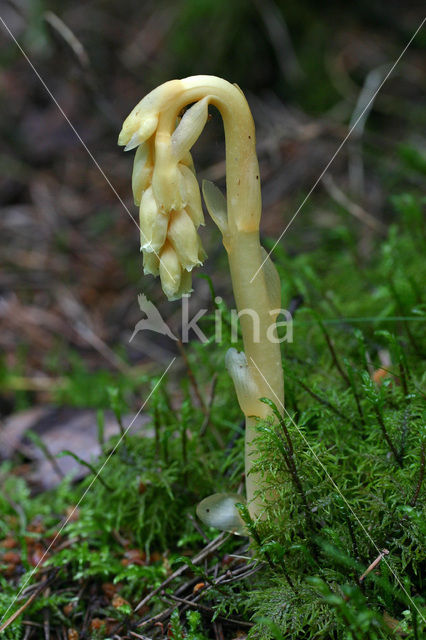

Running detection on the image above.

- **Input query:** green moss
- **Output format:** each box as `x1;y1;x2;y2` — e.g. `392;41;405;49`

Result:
0;193;424;638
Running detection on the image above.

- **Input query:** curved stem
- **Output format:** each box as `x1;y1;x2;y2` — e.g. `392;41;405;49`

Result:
157;76;284;518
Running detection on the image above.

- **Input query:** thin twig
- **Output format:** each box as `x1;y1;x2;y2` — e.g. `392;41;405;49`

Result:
136;606;175;629
43;600;50;640
252;0;303;83
388;280;425;358
26;431;65;480
23;626;33;640
0;487;26;530
315;316;365;425
399;360;409;398
216;563;261;584
200;373;218;435
187;513;210;543
344;512;360;563
398;407;410;461
73;318;131;374
177;340;207;414
374;406;403;468
44;12;90;69
134;555;257;633
129;632;152;640
410;442;425;507
359;549;389;582
290;374;358;429
322;174;386;234
317;316;351;387
213;619;225;640
164;594;253;628
274;420;314;532
134;533;228;612
347;65;390;197
0;571;59;633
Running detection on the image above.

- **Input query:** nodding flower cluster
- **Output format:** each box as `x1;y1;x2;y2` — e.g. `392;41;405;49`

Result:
118;86;210;300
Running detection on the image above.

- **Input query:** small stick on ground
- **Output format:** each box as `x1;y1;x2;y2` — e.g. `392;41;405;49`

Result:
134;533;228;612
23;626;33;640
213;619;225;640
135;606;175;630
129;631;153;640
43;590;51;640
359;549;389;583
0;570;59;633
164;594;253;628
187;513;210;543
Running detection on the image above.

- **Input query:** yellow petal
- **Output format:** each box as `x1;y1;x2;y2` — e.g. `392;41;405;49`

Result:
142;251;159;276
174;269;193;299
119;115;158;150
179;164;204;227
132;142;153;206
139;186;168;252
180;150;195;173
159;242;181;300
171;97;209;160
118;80;182;147
197;234;207;263
168;209;201;272
152;134;184;213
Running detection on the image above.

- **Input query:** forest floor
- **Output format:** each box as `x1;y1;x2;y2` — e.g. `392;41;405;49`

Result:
0;2;425;638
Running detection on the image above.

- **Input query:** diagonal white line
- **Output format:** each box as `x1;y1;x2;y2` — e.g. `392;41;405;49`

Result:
250;16;426;284
0;14;176;281
0;357;176;628
249;355;425;622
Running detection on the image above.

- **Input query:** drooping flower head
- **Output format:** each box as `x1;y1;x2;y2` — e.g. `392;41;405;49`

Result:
118;83;211;300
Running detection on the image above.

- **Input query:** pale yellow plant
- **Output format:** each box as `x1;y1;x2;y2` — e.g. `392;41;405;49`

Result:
119;75;284;525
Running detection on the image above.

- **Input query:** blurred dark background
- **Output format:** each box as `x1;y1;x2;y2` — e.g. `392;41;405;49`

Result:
0;0;425;418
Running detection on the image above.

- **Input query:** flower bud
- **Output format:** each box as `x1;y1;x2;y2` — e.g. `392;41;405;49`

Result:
171;97;209;161
159;242;181;300
119;115;158;150
132;142;153;206
175;269;193;298
139;187;169;252
118;80;182;148
143;251;160;276
152;162;184;214
152;131;185;213
168;209;203;272
180;150;195;173
179;164;204;227
196;234;207;263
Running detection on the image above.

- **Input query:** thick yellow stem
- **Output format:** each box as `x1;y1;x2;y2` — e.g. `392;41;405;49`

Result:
123;76;285;520
155;76;284;519
227;232;284;516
